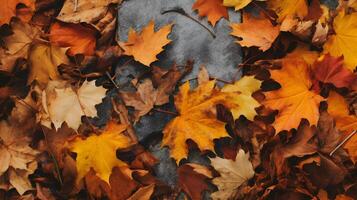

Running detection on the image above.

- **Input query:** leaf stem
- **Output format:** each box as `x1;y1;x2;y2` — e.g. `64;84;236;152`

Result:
330;130;356;156
153;108;178;116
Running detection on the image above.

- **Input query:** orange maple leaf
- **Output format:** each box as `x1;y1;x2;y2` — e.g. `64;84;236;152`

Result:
119;20;173;67
263;58;324;133
49;21;97;56
0;0;34;26
192;0;228;26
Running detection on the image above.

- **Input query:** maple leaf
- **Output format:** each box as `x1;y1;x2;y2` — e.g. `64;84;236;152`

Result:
223;0;252;11
69;122;132;184
178;163;213;200
268;0;308;23
28;44;69;86
327;91;357;133
263;58;323;133
231;12;280;52
192;0;228;26
40;80;107;130
49;21;97;56
313;54;356;88
210;149;255;200
0;0;34;25
119;20;173;66
222;76;261;120
162;80;241;163
323;11;357;70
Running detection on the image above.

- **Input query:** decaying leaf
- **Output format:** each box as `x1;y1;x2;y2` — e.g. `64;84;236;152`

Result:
263;58;323;133
118;21;173;66
69;122;132;183
210;149;255;200
40;80;107;130
192;0;228;26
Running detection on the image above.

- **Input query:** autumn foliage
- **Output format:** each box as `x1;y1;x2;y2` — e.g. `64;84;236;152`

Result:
0;0;357;199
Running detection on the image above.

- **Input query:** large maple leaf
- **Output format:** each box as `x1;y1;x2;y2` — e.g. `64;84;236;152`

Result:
323;11;357;71
192;0;228;26
162;80;241;163
263;58;323;133
230;13;280;51
118;20;173;66
0;0;34;25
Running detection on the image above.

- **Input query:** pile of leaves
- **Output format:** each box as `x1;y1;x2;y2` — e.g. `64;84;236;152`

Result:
1;0;357;199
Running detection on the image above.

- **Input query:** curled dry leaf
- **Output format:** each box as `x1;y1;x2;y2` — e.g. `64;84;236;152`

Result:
210;149;255;200
40;80;107;130
192;0;228;26
69;122;132;184
118;20;173;66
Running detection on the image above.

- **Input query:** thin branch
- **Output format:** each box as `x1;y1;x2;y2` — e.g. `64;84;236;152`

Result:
330;130;357;156
153;108;178;116
162;8;216;38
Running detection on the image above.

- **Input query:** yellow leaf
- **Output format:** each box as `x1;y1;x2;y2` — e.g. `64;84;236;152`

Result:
69;122;131;184
162;80;239;163
223;0;252;10
323;12;357;71
28;44;69;86
263;58;323;133
192;0;228;26
222;76;261;120
268;0;308;23
119;21;173;66
327;91;357;133
230;13;280;51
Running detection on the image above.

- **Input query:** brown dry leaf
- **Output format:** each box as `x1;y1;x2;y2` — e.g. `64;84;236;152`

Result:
263;58;323;133
49;21;97;56
231;13;280;51
192;0;228;26
0;0;35;26
316;112;342;154
40;80;107;130
327;91;357;133
28;44;69;86
210;149;255;200
118;20;173;66
178;163;213;200
127;184;155;200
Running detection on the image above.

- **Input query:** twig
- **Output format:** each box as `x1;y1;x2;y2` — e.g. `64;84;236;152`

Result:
153;108;178;116
162;8;216;38
330;130;357;156
106;71;120;89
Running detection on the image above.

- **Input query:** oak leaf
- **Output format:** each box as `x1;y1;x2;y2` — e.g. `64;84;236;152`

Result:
162;80;243;163
323;12;357;70
231;13;280;52
0;0;34;25
222;76;261;120
192;0;228;26
268;0;308;23
223;0;252;10
69;122;132;184
327;91;357;133
263;58;323;133
210;149;255;200
40;80;107;130
119;21;173;66
313;54;356;88
49;21;97;56
28;44;69;85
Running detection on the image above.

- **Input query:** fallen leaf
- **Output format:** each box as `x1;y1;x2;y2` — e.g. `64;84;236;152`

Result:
210;149;255;200
118;20;173;66
268;0;308;23
192;0;228;26
223;0;252;10
323;11;357;70
40;80;107;130
327;91;357;133
162;80;241;163
222;76;261;120
0;0;35;25
263;58;323;133
69;122;132;183
178;164;213;200
335;194;354;200
316;112;342;154
49;21;97;56
231;13;280;51
8;166;36;195
313;54;356;88
28;44;69;85
127;184;155;200
344;133;357;163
